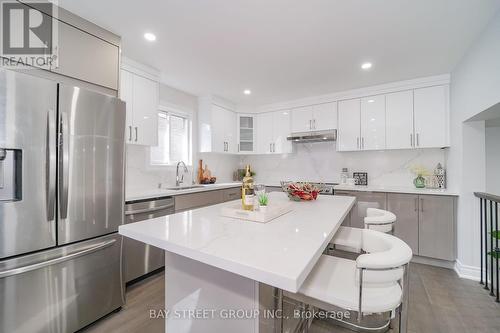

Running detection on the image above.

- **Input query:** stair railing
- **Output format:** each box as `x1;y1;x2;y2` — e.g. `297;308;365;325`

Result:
475;192;500;302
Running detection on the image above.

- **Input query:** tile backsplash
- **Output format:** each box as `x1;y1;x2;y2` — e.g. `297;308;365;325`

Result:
240;142;447;187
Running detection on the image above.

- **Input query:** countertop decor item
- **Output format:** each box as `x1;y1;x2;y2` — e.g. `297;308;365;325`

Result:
353;172;368;186
200;163;216;184
281;181;323;201
258;193;269;212
409;165;431;189
220;200;292;223
340;168;349;185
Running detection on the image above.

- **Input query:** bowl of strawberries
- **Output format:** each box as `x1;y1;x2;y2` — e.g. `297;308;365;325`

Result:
280;181;323;201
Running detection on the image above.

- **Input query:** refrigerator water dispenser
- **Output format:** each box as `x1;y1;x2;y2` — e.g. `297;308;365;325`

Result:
0;148;22;201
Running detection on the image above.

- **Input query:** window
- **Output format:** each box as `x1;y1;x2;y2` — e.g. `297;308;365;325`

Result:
150;109;192;166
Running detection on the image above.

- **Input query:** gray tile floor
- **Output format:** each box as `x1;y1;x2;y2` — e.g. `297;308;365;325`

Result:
82;263;500;333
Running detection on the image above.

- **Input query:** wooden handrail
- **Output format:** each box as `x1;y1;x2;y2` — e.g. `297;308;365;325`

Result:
474;192;500;203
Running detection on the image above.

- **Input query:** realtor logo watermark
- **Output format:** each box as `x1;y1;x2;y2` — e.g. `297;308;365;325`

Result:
1;0;58;69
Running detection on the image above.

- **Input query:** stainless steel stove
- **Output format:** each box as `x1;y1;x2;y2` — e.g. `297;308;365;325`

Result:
311;182;337;195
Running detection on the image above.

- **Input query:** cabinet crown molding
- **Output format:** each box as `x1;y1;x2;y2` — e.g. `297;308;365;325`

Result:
121;56;160;82
257;74;450;113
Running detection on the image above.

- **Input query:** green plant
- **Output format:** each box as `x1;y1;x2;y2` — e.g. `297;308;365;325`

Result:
258;193;269;206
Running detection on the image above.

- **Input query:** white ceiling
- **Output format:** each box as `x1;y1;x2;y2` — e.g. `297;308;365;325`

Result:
59;0;500;107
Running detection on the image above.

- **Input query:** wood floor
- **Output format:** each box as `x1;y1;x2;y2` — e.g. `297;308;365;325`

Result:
82;263;500;333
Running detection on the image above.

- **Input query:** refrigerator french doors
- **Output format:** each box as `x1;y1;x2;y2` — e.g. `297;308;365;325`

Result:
0;68;126;333
58;85;125;245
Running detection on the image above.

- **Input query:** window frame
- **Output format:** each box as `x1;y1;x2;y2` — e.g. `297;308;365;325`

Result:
150;105;193;167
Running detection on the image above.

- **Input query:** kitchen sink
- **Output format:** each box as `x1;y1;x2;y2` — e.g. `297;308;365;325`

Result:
163;185;206;190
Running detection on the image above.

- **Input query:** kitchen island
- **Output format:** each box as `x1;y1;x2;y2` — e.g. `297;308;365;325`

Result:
119;192;355;333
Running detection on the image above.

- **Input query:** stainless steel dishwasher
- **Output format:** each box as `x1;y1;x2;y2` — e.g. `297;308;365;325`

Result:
124;197;175;283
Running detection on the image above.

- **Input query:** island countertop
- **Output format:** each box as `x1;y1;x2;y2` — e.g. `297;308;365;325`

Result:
119;192;355;293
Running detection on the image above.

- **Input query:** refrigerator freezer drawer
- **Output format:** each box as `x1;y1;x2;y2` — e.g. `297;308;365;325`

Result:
0;233;124;333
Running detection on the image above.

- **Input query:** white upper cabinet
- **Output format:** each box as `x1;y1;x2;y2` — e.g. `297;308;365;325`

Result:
291;103;337;132
414;85;449;148
337;99;361;151
198;99;237;154
210;105;228;153
120;69;159;146
291;106;313;132
256;111;292;154
360;95;386;150
273;110;292;154
337;84;449;152
386;90;414;150
256;112;274;154
312;103;337;131
237;115;256;153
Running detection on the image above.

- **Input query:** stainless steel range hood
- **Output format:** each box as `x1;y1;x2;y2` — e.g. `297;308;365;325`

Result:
287;129;337;143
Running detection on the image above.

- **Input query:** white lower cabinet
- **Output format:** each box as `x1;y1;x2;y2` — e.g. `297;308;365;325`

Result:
120;69;159;146
256;111;292;154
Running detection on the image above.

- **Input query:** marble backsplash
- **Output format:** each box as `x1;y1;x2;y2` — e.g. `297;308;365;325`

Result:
240;143;448;187
126;145;240;197
126;142;448;197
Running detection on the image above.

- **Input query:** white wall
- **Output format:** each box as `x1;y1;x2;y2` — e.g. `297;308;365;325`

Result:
486;123;500;194
448;10;500;279
241;144;446;187
126;84;240;198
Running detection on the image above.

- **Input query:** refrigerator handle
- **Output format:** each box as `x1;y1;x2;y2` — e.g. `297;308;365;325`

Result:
59;111;70;219
46;109;56;222
0;239;116;279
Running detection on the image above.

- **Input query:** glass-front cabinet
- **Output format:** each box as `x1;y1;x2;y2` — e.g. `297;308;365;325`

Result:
237;114;255;153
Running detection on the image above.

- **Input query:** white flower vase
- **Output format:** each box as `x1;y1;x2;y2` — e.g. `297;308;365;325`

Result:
259;205;267;213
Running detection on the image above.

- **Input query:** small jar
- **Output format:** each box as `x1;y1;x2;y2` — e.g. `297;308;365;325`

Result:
340;168;349;185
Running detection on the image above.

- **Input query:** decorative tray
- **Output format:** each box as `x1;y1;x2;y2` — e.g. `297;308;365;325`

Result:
220;202;293;223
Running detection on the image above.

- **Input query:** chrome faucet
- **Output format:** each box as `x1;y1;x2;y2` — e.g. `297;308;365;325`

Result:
176;161;189;187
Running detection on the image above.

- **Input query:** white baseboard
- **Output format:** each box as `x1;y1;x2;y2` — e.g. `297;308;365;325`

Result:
454;260;481;281
411;255;455;269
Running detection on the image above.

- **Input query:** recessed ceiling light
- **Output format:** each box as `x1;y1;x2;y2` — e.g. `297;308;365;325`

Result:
144;32;156;42
368;99;375;103
361;62;372;70
243;89;251;95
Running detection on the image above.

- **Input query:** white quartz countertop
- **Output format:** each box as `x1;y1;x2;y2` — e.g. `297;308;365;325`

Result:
334;184;458;196
119;192;355;292
126;182;242;202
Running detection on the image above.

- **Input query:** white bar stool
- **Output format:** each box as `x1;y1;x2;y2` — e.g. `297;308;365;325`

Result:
364;208;396;234
283;229;412;333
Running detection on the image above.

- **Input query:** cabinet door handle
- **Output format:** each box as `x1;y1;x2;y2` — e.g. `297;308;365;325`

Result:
414;198;418;212
420;198;424;212
269;143;272;153
134;127;138;142
361;137;364;149
273;143;275;152
416;133;420;147
309;120;312;130
410;133;413;147
128;126;132;141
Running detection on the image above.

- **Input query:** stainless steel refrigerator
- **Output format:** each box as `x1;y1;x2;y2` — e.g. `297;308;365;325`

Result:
0;68;126;333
